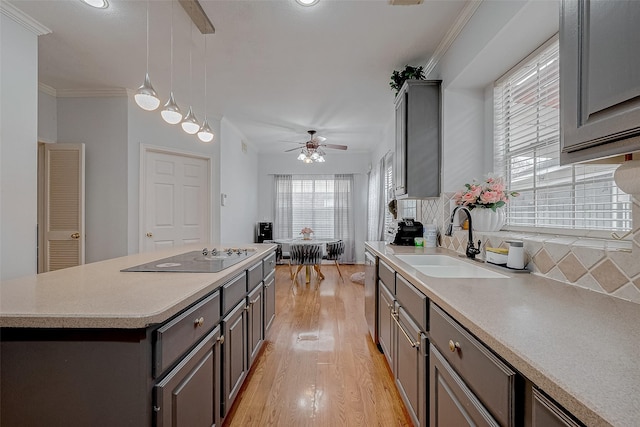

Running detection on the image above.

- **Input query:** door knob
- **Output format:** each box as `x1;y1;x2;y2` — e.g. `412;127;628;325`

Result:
70;232;80;239
146;232;153;238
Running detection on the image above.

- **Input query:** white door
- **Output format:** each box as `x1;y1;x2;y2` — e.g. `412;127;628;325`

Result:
41;143;85;272
142;148;210;252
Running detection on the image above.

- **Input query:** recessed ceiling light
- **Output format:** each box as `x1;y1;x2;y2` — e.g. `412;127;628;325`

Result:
296;0;319;7
80;0;109;9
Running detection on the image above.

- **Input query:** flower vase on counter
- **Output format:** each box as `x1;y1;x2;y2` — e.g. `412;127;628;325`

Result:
302;233;311;240
471;207;505;232
300;227;314;240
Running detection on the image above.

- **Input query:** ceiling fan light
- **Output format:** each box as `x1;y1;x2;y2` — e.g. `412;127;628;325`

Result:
310;151;320;160
134;73;160;111
181;107;200;134
303;157;313;164
197;119;215;143
316;155;325;163
297;151;307;161
161;92;183;124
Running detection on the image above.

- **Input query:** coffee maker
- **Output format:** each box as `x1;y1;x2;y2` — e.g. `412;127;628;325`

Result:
256;222;273;243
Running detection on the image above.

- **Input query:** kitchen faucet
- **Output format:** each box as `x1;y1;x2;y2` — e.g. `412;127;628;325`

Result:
445;206;481;259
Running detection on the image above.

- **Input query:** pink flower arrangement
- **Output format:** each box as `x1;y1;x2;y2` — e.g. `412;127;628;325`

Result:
453;174;519;211
300;227;314;235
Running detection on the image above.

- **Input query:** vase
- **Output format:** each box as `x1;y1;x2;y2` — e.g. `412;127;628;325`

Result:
471;208;505;232
302;233;312;240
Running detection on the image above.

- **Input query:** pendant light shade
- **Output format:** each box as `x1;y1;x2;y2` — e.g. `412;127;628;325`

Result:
135;73;160;111
181;106;200;134
197;119;215;143
135;0;159;111
161;92;183;124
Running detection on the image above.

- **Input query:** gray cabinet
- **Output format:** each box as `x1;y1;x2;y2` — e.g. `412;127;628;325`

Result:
154;326;222;427
247;284;264;367
264;271;276;333
394;80;441;199
532;388;582;427
378;280;395;368
222;300;248;418
560;0;640;164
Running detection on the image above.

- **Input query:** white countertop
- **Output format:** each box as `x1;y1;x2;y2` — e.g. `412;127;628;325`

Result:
365;242;639;427
0;243;276;329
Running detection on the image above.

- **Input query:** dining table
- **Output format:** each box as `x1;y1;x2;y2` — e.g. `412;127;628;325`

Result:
272;237;341;284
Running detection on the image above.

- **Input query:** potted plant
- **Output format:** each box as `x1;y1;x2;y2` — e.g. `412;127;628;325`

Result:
390;65;426;96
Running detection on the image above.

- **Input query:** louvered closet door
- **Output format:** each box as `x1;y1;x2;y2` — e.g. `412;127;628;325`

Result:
43;143;85;272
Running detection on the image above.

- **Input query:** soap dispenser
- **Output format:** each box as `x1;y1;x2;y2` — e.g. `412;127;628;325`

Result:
506;240;525;270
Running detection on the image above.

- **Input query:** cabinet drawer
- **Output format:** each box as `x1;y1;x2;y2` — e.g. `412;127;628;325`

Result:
263;251;276;277
396;274;428;331
378;259;396;293
247;261;263;292
223;272;247;314
430;303;516;426
154;291;220;377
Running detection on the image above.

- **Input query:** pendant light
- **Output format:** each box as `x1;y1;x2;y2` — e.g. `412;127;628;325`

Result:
134;0;160;111
198;35;214;143
161;0;183;125
181;22;200;135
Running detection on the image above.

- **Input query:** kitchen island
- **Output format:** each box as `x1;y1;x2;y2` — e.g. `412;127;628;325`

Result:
0;243;277;427
366;242;640;427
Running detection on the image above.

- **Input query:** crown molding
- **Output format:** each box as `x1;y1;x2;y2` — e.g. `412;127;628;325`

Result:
55;88;129;98
1;1;51;35
423;0;483;77
38;83;57;97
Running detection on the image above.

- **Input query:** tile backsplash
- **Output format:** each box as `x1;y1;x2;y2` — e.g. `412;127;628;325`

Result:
401;194;640;304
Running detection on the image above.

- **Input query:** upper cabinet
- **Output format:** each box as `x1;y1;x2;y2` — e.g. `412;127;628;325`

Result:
560;0;640;164
394;80;442;199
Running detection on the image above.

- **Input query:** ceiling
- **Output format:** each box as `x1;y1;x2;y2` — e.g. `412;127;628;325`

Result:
9;0;471;154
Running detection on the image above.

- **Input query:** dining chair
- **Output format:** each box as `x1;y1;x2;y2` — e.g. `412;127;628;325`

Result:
325;240;345;281
289;243;324;283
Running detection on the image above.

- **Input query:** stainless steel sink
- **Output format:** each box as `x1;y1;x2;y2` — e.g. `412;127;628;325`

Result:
395;254;508;279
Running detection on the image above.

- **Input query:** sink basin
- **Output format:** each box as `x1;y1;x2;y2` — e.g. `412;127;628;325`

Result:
395;254;508;279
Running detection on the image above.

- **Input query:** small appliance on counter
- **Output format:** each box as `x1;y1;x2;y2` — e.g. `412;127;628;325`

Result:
256;222;273;243
391;218;424;246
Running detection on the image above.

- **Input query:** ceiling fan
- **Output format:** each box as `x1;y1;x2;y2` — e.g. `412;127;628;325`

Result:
284;130;348;163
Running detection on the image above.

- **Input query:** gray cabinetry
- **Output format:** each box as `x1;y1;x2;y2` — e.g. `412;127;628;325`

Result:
394;80;441;199
247;283;264;367
222;300;248;417
264;270;276;333
154;326;222;427
378;279;395;367
560;0;640;164
532;389;582;427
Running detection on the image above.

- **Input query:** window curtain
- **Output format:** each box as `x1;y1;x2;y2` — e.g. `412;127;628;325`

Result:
367;156;387;241
334;174;355;263
274;174;293;239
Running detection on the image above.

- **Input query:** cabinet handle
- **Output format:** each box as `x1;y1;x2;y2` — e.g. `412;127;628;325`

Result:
250;297;260;305
392;312;420;348
448;339;461;353
217;335;225;344
194;317;205;327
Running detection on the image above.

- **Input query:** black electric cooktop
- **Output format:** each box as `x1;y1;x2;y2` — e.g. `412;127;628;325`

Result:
121;248;256;273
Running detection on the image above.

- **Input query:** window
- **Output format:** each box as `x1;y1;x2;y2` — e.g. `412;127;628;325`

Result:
274;174;355;262
494;37;631;232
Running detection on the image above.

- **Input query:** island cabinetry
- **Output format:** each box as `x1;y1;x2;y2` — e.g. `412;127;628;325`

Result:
429;303;517;426
560;0;640;164
394;80;441;199
154;326;222;427
222;299;248;418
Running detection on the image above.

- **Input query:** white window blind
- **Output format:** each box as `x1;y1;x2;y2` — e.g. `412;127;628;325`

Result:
384;153;394;229
494;37;631;232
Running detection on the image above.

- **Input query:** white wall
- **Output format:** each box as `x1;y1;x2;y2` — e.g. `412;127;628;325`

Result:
38;88;57;143
257;151;370;263
127;97;222;254
219;118;259;244
57;96;129;263
1;15;39;280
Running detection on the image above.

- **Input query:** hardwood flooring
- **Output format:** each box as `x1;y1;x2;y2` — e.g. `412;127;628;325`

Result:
223;264;413;426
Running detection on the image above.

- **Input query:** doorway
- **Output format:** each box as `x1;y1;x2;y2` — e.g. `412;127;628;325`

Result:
140;145;211;253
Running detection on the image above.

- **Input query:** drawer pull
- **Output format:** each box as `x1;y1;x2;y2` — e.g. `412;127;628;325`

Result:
217;335;225;344
250;297;260;305
194;317;205;327
393;312;420;348
449;339;461;353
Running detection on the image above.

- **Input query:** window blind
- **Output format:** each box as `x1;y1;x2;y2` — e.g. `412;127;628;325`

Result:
494;37;631;232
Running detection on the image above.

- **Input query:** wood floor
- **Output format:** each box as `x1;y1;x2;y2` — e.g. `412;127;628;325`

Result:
223;264;413;426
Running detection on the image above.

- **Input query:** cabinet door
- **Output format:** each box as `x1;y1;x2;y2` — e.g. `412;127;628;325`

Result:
532;389;582;427
430;345;499;427
560;0;640;164
154;327;222;427
222;300;247;418
377;280;395;368
395;89;407;197
247;284;264;367
394;306;427;427
264;271;276;333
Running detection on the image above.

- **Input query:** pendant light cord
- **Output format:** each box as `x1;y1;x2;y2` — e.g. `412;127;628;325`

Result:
203;35;207;115
189;22;193;102
170;0;174;91
145;0;149;72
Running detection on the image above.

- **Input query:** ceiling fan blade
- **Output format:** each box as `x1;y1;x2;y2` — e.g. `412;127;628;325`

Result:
322;143;348;150
284;147;303;152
